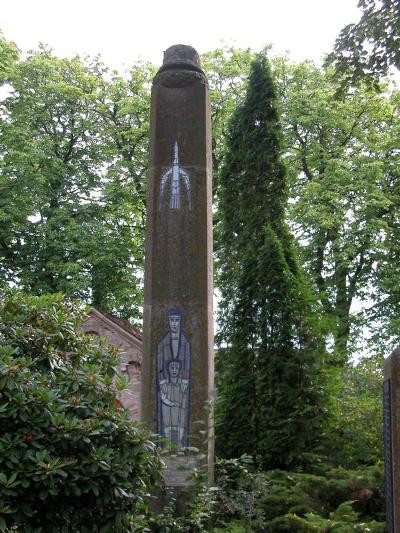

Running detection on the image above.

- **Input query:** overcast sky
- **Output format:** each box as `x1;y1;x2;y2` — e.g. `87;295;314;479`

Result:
1;0;361;69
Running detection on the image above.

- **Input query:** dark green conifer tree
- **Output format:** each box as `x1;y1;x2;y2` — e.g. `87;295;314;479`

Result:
216;53;327;468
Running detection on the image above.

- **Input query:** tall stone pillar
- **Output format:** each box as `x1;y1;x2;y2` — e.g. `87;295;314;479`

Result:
142;45;214;487
383;347;400;532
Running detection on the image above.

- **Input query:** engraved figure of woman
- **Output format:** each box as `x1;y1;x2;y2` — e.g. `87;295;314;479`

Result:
156;308;191;448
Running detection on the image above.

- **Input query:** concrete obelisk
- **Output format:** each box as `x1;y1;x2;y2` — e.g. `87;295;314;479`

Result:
142;45;214;486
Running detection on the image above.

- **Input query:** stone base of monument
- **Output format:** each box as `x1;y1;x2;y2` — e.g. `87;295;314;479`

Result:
163;455;198;487
148;454;204;517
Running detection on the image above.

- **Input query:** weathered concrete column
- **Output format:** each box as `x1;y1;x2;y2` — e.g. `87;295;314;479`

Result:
142;45;214;487
383;347;400;532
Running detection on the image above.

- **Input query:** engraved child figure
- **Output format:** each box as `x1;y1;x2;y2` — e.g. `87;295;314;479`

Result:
156;308;191;448
159;360;189;447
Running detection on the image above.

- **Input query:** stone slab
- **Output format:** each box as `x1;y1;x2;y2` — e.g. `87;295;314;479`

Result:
162;456;198;487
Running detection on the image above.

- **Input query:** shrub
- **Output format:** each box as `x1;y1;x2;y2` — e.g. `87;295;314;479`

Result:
0;291;161;531
211;456;385;532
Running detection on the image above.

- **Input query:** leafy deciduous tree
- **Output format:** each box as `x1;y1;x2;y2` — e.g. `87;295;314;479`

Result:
328;0;400;87
273;58;400;360
0;31;19;86
0;47;153;321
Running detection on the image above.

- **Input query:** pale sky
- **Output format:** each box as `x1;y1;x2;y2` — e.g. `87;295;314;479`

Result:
0;0;361;69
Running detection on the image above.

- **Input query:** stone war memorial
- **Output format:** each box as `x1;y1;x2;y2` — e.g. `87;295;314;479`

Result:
384;347;400;532
141;44;214;488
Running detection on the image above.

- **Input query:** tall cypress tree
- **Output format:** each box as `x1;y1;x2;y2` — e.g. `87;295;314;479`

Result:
216;53;326;468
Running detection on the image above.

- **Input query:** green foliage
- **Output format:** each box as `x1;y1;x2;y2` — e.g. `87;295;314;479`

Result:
150;457;385;532
211;456;385;532
131;467;219;533
134;455;385;533
216;53;327;468
212;524;254;533
146;490;216;532
213;455;269;526
0;32;19;86
0;46;154;321
0;290;161;531
207;49;400;362
202;46;255;181
322;354;384;468
327;0;400;87
273;57;400;360
204;48;400;362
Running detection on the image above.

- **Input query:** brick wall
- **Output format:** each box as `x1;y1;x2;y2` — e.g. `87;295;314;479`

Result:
79;311;142;420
